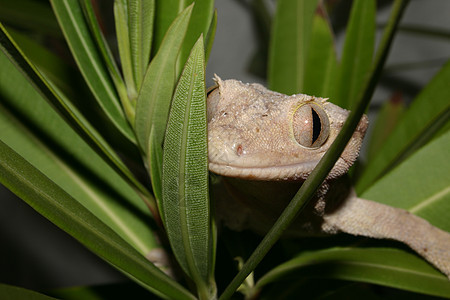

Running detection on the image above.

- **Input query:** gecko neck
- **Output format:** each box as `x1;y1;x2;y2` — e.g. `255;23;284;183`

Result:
212;175;352;237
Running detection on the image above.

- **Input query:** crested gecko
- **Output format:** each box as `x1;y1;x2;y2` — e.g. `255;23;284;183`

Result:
207;75;450;279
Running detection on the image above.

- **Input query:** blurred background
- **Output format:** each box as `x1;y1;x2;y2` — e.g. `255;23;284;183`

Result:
0;0;449;291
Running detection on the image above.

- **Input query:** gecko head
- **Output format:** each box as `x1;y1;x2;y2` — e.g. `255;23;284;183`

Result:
207;76;368;181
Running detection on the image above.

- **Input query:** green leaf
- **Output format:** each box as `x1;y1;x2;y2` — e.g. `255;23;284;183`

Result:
152;0;183;57
114;0;137;100
204;10;217;64
80;0;132;121
152;1;214;74
149;126;163;206
0;141;195;300
128;0;155;92
0;46;155;253
333;0;376;108
135;4;193;153
50;0;135;143
0;0;61;37
367;94;405;161
303;13;338;98
178;0;214;75
256;248;450;298
0;284;58;300
7;27;78;100
357;59;450;193
268;0;319;94
0;105;157;255
362;129;450;232
0;25;154;215
162;37;215;299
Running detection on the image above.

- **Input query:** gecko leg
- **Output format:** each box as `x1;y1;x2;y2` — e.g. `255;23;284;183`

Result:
322;191;450;279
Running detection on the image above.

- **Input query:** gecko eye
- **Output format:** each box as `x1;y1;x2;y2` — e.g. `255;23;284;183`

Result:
292;103;330;148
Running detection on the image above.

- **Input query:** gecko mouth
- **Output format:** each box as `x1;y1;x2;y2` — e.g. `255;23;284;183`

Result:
208;157;349;181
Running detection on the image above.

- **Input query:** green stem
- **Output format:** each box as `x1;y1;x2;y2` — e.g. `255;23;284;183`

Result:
218;0;410;299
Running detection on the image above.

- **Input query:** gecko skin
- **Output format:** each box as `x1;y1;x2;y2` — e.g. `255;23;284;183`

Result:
207;75;450;279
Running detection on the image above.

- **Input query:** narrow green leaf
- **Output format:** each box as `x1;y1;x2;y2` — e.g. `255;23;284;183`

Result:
162;37;215;299
219;1;409;298
367;94;405;161
256;248;450;298
114;0;137;101
149;126;163;206
357;59;450;193
135;4;193;153
0;46;155;253
0;141;195;300
50;0;135;143
178;0;214;75
152;0;183;57
334;0;376;108
204;10;217;64
0;104;156;255
362;130;450;232
128;0;155;91
0;284;58;300
7;27;78;100
81;0;123;90
268;0;319;94
303;13;338;98
0;0;61;37
80;0;132;121
0;24;153;209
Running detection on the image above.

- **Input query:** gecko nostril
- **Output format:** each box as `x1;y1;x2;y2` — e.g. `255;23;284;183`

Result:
236;144;244;156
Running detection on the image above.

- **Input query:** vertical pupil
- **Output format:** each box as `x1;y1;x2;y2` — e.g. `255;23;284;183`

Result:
311;108;321;144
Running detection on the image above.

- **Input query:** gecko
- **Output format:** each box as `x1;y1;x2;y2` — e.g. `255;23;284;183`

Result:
207;75;450;279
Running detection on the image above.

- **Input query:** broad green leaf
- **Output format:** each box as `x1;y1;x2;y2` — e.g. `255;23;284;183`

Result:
362;129;450;232
128;0;155;92
357;59;450;193
0;284;58;300
0;0;61;37
80;0;132;121
135;4;193;153
268;0;319;94
162;37;215;299
0;50;155;254
303;13;338;98
367;94;405;161
50;0;136;143
256;248;450;298
0;141;195;300
334;0;375;108
0;24;151;204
